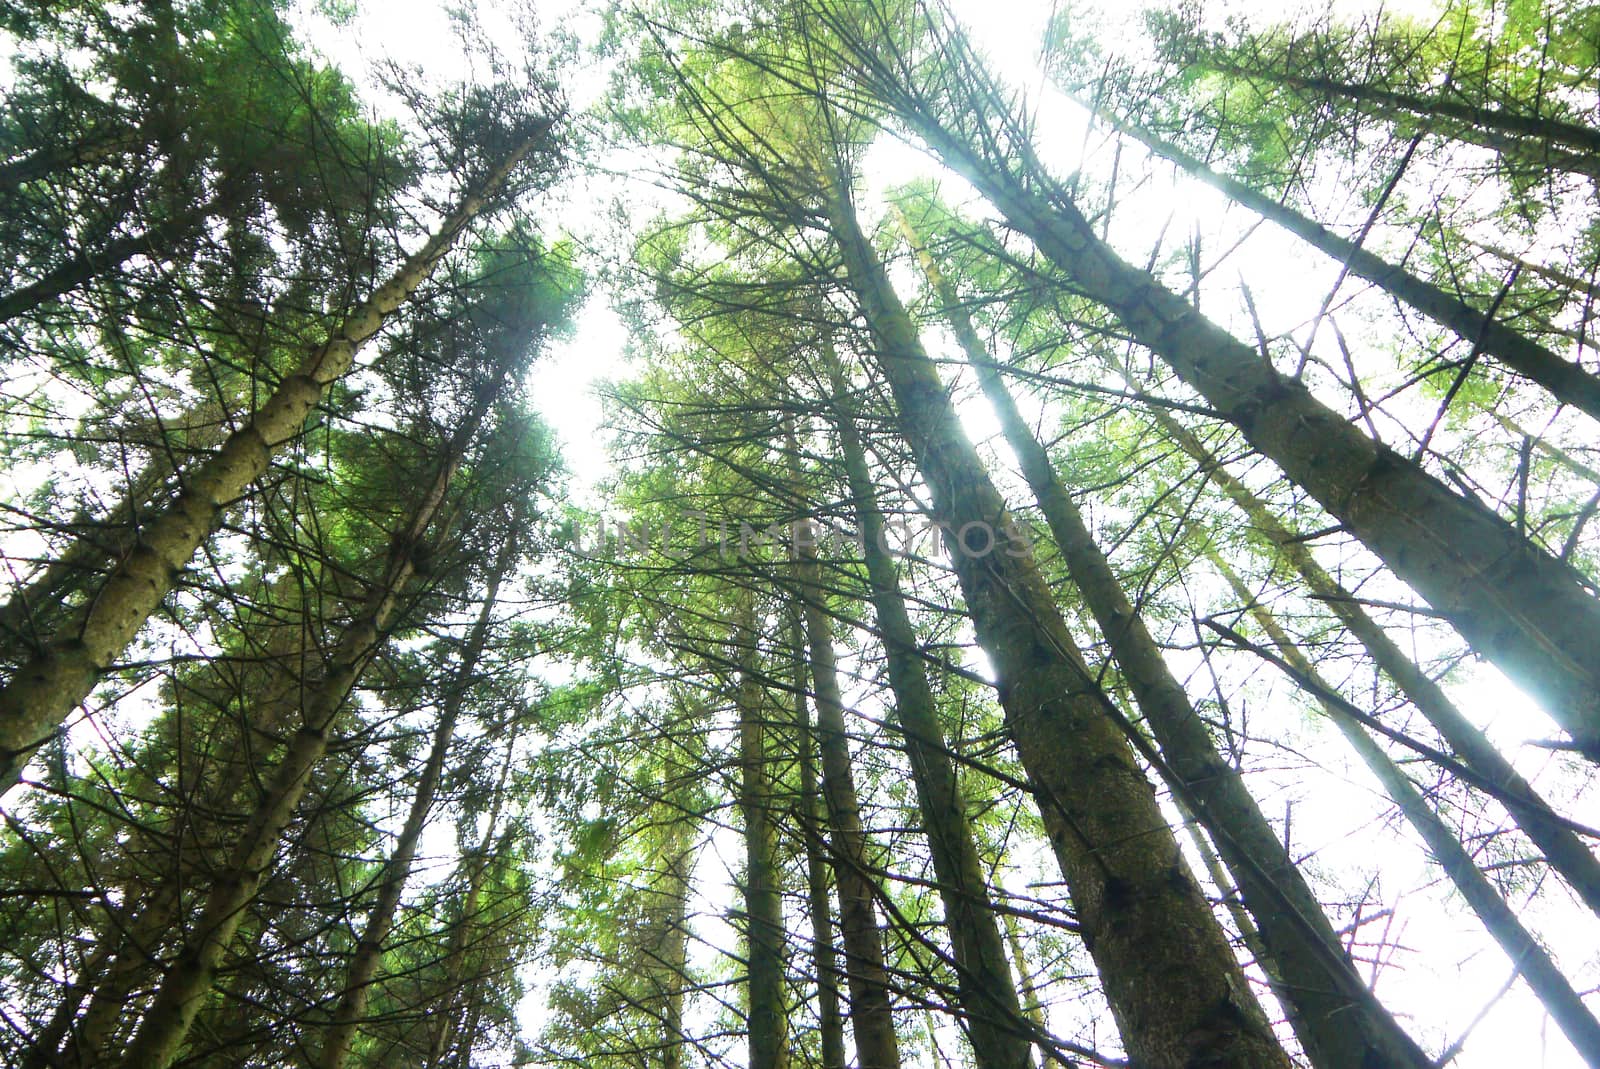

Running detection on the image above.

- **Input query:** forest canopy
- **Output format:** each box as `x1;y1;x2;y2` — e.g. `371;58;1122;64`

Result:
1;0;1598;1067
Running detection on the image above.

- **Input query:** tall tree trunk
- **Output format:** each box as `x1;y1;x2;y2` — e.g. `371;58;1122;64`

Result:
422;743;520;1069
1144;401;1600;918
792;526;902;1069
37;573;324;1068
866;41;1600;759
827;382;1035;1069
790;612;848;1069
648;818;695;1069
1073;104;1600;421
52;881;183;1067
1208;548;1600;1066
0;132;545;791
314;531;519;1069
820;171;1288;1069
1198;57;1600;180
999;914;1047;1068
734;601;790;1069
896;208;1431;1069
112;425;473;1069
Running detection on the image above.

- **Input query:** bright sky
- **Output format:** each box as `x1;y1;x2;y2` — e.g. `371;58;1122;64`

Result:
295;1;1598;1066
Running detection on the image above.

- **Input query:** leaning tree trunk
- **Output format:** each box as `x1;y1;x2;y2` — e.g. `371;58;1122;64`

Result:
1142;400;1600;919
0;418;226;678
896;207;1431;1069
1197;57;1600;181
1073;103;1600;422
827;383;1037;1069
314;531;519;1069
39;571;326;1068
820;169;1289;1069
791;526;902;1069
112;426;472;1069
856;32;1600;759
421;747;520;1069
789;611;848;1069
0;204;210;325
1208;548;1600;1067
0;131;545;791
21;940;117;1069
734;601;791;1069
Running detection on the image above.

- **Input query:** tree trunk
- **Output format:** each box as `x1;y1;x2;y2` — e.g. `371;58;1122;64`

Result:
649;819;694;1069
21;940;116;1069
828;383;1035;1069
1202;58;1600;180
112;432;469;1069
734;601;790;1069
314;531;518;1069
1077;104;1600;422
1209;548;1600;1067
1146;401;1600;918
423;812;519;1069
0;207;207;325
896;208;1431;1069
791;611;848;1069
1000;913;1047;1068
792;527;902;1069
821;172;1289;1069
881;63;1600;759
0;133;543;791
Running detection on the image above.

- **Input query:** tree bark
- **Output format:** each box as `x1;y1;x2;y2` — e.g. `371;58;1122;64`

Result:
878;61;1600;759
0;134;543;792
790;611;848;1069
792;526;902;1069
1209;549;1600;1067
821;172;1289;1069
1146;402;1600;919
828;382;1036;1069
734;601;790;1069
896;207;1431;1069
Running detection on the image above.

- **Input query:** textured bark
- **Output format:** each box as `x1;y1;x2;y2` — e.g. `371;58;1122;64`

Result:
0;134;542;791
314;534;516;1069
829;387;1034;1069
113;436;466;1069
1211;551;1600;1067
892;95;1600;760
791;613;848;1069
793;530;902;1069
1205;59;1600;180
1082;106;1600;422
734;603;790;1069
898;210;1430;1069
1151;404;1600;919
823;175;1288;1069
53;882;183;1067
